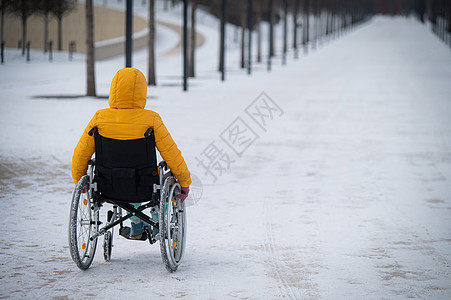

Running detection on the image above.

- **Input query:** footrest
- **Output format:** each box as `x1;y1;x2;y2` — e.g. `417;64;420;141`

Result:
148;229;158;245
119;226;148;241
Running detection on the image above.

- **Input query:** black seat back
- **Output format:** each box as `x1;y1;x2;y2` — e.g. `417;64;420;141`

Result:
92;128;158;202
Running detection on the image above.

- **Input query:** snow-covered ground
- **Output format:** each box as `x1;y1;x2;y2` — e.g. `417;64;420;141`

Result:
0;2;450;298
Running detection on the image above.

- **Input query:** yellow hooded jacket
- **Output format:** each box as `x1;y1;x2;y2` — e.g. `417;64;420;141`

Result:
71;68;191;188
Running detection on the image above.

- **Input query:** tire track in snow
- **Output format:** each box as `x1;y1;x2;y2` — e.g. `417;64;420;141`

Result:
263;198;300;299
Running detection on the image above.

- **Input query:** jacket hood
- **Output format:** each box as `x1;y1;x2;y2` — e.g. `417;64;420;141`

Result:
108;68;147;109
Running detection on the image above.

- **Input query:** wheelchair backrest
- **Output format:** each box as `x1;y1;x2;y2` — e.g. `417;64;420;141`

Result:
90;127;159;202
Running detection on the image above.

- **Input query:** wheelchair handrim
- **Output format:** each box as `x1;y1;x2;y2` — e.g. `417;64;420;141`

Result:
69;175;98;270
164;183;185;267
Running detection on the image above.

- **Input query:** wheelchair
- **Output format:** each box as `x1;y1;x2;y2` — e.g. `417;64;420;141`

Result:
68;127;187;272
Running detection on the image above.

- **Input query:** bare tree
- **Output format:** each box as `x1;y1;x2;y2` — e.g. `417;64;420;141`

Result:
256;0;262;63
448;1;451;46
282;0;287;64
240;1;246;68
269;0;275;57
311;0;318;49
36;0;55;53
53;0;75;51
218;0;225;72
302;0;310;51
0;0;13;47
11;0;36;56
148;0;156;85
86;0;96;96
293;0;299;52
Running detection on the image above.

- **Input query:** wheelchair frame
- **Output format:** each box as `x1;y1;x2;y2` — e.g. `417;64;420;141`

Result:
69;133;187;272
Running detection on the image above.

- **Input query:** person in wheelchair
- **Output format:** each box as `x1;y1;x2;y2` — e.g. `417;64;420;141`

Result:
71;67;191;240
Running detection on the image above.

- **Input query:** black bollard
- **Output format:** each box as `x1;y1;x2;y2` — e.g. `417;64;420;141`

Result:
1;41;4;64
26;41;31;62
49;41;53;61
69;41;77;60
69;41;73;60
18;40;22;49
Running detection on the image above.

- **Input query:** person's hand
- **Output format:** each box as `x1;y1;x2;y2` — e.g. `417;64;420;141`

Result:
176;186;190;203
82;183;89;193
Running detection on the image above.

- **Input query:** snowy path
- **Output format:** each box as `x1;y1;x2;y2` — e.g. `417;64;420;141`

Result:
1;16;451;299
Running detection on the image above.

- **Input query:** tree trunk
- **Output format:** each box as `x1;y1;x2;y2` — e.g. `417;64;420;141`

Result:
269;0;274;57
218;0;225;72
283;0;287;64
247;0;252;74
326;9;330;36
86;0;96;96
303;0;309;50
293;0;299;50
318;2;323;46
58;15;62;51
240;2;246;69
312;1;317;49
219;0;226;80
448;0;451;45
44;12;49;53
442;0;447;41
1;7;4;46
148;0;156;85
256;1;261;63
188;2;196;77
21;15;26;56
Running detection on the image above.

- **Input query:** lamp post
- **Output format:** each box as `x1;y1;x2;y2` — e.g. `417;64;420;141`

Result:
125;0;133;67
183;0;188;91
220;0;226;81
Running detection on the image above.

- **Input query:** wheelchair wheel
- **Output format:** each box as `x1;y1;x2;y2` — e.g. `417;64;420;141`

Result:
159;176;187;272
68;175;98;270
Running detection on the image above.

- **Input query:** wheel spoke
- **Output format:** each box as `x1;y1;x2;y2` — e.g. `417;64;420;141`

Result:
78;227;89;242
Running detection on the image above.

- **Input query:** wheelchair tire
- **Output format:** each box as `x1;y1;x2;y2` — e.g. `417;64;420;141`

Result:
159;176;187;272
68;175;98;270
